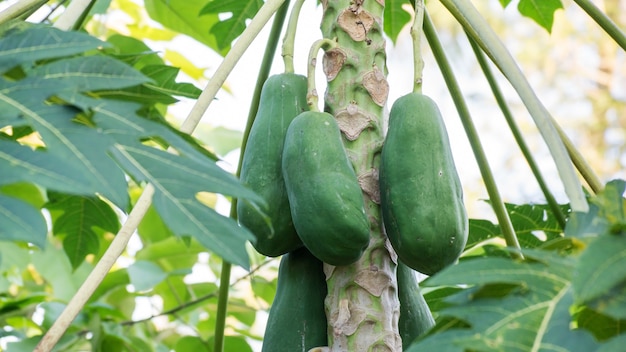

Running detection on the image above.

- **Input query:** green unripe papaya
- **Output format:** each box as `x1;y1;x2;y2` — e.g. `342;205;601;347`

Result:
238;73;307;257
282;111;370;266
261;247;328;352
380;93;468;275
397;262;435;349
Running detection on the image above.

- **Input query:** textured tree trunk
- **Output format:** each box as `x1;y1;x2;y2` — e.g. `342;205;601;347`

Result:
315;0;401;351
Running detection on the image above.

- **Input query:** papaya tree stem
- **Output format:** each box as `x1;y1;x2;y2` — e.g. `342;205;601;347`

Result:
423;10;523;256
282;0;306;73
411;0;425;94
467;35;568;229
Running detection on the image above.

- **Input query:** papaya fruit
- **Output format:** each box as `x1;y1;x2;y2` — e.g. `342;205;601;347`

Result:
380;93;468;275
282;111;370;266
397;262;435;349
261;247;328;352
237;73;308;257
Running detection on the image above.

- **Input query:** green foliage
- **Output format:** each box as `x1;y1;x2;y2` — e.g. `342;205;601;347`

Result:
383;0;412;44
407;180;626;351
200;0;265;51
0;22;262;269
144;0;226;55
382;0;564;43
0;1;621;351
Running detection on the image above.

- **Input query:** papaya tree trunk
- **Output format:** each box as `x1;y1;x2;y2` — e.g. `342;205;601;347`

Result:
318;0;401;350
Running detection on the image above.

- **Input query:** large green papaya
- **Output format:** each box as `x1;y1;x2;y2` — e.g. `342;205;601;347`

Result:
282;111;370;266
380;93;468;275
261;247;328;352
397;262;435;349
238;73;308;257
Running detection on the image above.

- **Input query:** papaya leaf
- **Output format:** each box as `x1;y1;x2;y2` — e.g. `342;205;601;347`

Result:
0;182;45;208
144;0;226;55
576;307;626;341
94;65;201;104
384;0;412;44
136;236;206;271
573;234;626;320
0;195;46;248
0;25;107;73
127;260;168;291
592;179;626;228
109;144;259;269
517;0;563;33
466;218;501;250
46;193;121;270
140;65;201;98
598;334;626;352
409;254;598;352
199;0;264;51
27;55;150;91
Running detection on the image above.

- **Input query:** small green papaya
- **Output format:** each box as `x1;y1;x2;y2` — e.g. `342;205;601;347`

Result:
282;111;370;266
380;93;468;275
237;73;307;257
397;262;435;349
261;247;328;352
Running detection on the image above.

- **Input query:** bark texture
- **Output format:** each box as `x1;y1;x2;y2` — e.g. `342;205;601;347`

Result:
318;0;401;351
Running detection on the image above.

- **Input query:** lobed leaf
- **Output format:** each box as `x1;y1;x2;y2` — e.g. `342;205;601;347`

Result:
517;0;564;33
0;25;107;73
0;195;46;248
144;0;226;55
46;193;121;269
200;0;264;51
384;0;413;44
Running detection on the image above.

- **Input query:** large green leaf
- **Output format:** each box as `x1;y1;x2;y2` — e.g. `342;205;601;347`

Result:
0;195;46;248
27;55;150;91
0;24;106;73
517;0;563;33
127;260;168;291
499;0;563;33
46;193;121;270
136;236;206;271
200;0;264;51
144;0;226;55
110;144;259;269
384;0;412;44
408;253;598;352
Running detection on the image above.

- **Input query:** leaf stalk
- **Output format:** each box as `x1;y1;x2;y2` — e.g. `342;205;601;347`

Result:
440;0;589;212
467;35;567;229
423;10;523;256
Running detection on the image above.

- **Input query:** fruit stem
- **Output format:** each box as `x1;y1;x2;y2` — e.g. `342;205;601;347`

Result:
411;0;425;94
306;38;338;112
282;0;305;73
